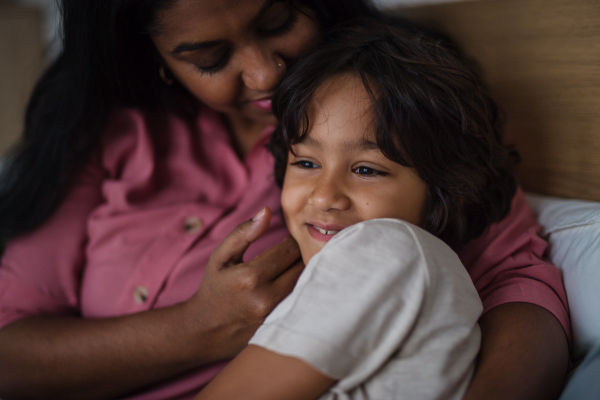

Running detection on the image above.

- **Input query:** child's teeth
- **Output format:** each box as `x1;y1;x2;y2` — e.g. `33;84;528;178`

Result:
315;226;327;234
315;226;339;235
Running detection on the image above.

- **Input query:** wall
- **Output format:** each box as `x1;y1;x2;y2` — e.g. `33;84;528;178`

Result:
0;2;44;155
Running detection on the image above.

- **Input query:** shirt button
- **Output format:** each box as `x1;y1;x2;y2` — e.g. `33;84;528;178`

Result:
184;216;203;234
133;286;149;304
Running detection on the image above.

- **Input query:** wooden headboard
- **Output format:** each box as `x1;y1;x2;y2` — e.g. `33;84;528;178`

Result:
389;0;600;202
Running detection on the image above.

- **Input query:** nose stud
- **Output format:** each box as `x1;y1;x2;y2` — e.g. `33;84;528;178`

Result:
277;63;283;67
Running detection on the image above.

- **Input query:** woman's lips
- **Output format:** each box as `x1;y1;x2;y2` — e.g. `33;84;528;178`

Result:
250;97;272;111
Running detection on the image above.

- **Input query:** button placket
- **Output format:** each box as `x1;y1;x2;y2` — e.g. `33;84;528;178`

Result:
184;216;203;234
133;285;149;304
115;207;224;314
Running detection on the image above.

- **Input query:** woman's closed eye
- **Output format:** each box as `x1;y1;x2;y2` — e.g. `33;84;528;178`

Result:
258;1;298;37
194;48;232;75
194;2;297;75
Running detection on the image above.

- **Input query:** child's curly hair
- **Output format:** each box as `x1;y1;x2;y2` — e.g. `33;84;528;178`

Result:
269;16;518;249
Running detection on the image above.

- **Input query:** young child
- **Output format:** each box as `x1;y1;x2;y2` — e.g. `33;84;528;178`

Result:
196;16;518;400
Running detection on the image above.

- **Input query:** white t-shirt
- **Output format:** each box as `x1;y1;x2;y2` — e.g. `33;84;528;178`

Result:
250;218;482;400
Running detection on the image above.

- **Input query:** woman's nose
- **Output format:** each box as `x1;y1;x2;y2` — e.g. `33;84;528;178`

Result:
309;176;351;212
239;44;284;92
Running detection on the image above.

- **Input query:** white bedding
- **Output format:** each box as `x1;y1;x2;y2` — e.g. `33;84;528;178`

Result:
526;193;600;361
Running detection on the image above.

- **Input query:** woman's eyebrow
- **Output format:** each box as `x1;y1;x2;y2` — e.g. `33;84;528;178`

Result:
170;40;224;56
169;0;278;56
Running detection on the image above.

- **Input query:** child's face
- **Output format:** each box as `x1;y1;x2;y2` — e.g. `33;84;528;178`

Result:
281;75;428;264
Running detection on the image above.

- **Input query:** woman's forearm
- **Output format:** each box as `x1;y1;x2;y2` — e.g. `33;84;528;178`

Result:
0;215;304;400
464;303;569;400
0;302;226;400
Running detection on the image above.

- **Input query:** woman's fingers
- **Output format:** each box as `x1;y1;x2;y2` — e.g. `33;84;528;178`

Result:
246;235;301;282
238;238;304;315
209;207;272;268
209;205;302;282
270;257;305;298
188;208;304;359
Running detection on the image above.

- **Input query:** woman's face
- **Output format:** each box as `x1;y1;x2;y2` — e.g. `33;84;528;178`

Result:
151;0;320;127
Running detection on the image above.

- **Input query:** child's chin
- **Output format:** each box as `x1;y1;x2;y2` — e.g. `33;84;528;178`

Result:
300;250;317;265
301;254;312;265
298;241;326;265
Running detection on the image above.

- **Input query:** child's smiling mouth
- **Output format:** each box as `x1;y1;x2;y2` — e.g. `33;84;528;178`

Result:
306;223;346;243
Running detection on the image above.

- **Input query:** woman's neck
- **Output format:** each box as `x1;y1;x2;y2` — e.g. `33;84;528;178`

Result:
225;115;272;159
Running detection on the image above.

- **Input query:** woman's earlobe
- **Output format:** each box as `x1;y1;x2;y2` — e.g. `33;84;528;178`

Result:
159;65;174;85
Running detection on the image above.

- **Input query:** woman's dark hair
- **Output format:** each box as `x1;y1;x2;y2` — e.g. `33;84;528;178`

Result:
0;0;381;240
269;17;518;249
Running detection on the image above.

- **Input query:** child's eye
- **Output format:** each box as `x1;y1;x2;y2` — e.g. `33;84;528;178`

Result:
353;166;386;176
291;160;319;169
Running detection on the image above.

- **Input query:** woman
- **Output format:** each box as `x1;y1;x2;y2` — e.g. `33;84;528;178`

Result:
0;1;569;399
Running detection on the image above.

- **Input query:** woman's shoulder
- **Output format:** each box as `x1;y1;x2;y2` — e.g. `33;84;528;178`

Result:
102;104;223;141
103;106;184;137
457;187;541;268
100;104;225;170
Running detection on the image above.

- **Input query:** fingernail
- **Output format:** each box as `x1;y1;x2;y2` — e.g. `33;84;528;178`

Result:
252;207;266;221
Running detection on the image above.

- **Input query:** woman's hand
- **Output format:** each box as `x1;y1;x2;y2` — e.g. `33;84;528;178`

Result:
0;207;303;400
184;206;305;360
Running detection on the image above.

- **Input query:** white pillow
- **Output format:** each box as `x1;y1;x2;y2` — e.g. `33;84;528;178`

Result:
525;193;600;361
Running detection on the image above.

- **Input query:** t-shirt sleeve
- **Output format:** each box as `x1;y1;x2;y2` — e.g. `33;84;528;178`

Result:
251;220;429;379
457;187;571;342
0;154;105;329
250;219;482;400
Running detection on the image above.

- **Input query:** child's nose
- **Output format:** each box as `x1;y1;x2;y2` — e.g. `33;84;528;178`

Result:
309;177;351;212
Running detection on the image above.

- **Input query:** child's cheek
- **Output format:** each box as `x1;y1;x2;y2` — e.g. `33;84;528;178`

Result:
280;178;299;236
280;175;310;259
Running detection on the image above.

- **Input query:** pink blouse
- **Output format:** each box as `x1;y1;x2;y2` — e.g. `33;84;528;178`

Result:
0;106;570;399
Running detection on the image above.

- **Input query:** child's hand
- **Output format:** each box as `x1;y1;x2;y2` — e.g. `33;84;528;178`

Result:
184;207;304;361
